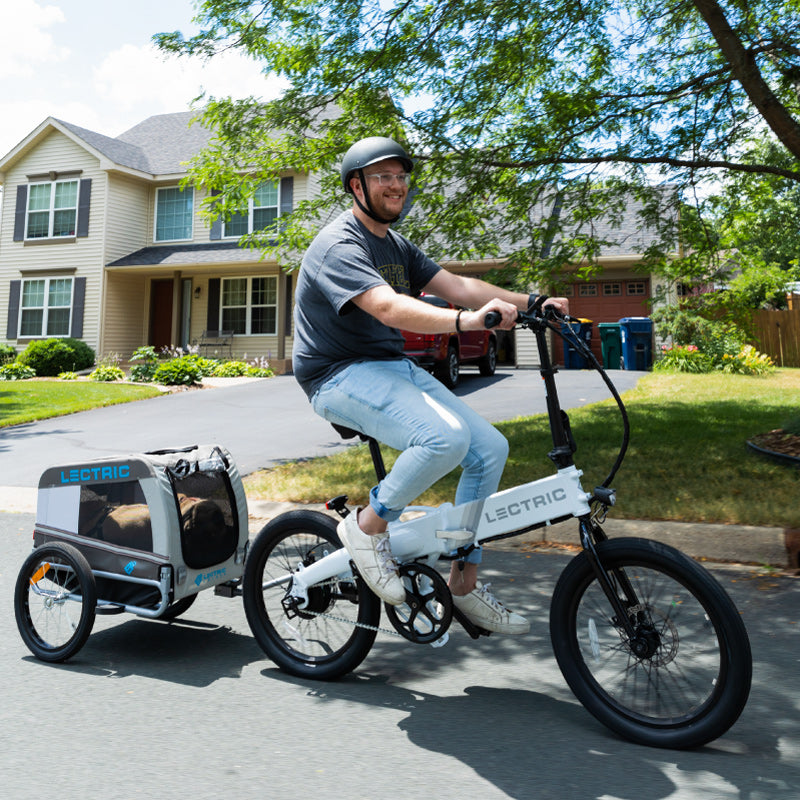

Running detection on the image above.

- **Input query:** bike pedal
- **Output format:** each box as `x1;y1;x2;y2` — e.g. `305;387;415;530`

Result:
451;604;491;639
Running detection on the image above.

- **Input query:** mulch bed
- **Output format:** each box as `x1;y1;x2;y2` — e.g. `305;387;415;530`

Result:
747;430;800;464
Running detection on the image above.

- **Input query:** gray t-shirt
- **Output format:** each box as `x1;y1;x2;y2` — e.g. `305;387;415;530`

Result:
293;211;441;398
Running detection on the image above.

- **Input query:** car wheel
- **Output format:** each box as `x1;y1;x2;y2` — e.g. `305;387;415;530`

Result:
478;338;497;377
435;345;459;388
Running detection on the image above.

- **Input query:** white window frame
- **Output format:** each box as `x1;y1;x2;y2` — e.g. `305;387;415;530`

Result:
25;179;79;240
19;277;74;338
223;181;279;238
220;276;278;335
154;186;194;242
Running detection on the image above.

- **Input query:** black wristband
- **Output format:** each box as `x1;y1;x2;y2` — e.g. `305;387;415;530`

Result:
455;309;463;332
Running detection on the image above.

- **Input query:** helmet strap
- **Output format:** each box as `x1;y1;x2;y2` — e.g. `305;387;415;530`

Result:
353;168;401;224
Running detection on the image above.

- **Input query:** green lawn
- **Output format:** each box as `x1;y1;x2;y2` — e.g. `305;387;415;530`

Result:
243;369;800;529
0;380;163;427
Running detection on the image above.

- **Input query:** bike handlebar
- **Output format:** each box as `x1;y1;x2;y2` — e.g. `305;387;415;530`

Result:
484;295;630;495
483;296;571;330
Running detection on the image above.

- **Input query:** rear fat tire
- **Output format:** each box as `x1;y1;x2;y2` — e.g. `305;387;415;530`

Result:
242;510;381;680
550;537;752;749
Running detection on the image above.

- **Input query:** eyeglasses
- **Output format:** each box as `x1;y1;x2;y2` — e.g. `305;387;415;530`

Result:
364;172;412;187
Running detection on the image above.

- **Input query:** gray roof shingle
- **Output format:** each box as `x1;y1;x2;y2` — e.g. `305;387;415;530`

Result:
106;242;262;267
55;111;213;176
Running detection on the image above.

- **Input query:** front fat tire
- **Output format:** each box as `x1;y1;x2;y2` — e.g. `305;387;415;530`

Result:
550;537;752;749
15;542;97;663
242;510;381;680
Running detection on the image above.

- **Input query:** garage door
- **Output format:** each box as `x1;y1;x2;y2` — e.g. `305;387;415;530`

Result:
563;278;651;364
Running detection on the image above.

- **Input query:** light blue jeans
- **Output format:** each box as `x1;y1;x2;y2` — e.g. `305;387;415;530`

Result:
311;359;509;564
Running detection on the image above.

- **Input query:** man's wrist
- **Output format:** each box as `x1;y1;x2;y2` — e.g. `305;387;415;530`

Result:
455;309;464;332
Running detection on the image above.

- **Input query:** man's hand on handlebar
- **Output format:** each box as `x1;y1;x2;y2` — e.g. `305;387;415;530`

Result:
540;296;570;317
461;299;520;331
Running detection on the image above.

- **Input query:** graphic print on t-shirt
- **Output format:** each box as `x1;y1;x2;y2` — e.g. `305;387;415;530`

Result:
377;262;411;294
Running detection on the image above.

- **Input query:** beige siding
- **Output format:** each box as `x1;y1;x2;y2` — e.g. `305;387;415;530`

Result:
0;130;106;354
102;272;149;360
104;174;150;263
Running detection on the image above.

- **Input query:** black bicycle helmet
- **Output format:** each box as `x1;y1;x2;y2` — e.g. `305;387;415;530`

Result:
341;137;413;193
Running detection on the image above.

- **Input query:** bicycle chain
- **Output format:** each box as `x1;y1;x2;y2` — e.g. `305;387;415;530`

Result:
302;607;403;637
289;578;403;637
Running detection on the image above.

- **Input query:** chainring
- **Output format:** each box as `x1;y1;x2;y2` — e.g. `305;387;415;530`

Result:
384;562;453;644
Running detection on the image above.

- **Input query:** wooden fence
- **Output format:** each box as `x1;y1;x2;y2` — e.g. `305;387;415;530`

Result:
751;299;800;368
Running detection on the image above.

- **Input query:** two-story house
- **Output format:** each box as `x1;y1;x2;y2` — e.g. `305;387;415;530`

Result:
0;111;674;372
0;111;300;372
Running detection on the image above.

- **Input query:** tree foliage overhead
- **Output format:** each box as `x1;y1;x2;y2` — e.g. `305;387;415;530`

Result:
155;0;800;281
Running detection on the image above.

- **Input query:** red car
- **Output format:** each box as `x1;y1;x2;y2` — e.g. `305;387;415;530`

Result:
401;294;498;388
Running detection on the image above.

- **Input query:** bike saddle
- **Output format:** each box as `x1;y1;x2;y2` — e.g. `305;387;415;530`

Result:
331;422;372;442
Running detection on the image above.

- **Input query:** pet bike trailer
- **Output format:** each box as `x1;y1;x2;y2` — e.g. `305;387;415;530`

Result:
15;444;249;662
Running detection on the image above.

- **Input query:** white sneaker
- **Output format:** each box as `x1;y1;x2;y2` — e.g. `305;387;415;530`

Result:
337;512;406;606
452;581;530;634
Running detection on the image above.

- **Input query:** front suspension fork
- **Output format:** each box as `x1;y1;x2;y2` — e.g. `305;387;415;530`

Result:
578;515;641;640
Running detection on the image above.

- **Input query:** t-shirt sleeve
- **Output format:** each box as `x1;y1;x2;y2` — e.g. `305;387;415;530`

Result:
313;241;387;315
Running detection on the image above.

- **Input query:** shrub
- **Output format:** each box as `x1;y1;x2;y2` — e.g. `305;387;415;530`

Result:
653;344;714;373
210;358;274;378
211;360;250;377
61;338;95;370
18;337;95;376
0;344;16;365
128;345;161;383
0;362;36;380
651;308;744;366
58;371;78;380
720;345;775;376
89;365;126;382
247;365;274;377
152;354;216;385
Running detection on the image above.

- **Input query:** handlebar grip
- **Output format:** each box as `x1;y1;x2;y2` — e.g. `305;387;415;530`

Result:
484;311;502;329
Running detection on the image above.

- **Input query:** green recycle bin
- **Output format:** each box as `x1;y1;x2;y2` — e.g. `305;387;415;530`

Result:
598;322;622;370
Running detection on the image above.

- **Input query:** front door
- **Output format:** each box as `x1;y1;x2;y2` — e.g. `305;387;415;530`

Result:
150;279;174;350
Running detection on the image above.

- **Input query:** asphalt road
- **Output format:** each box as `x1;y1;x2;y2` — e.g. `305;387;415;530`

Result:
2;511;799;800
0;367;645;488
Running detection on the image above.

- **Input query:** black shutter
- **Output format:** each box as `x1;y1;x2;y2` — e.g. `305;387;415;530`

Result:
7;280;21;338
283;273;293;336
13;186;27;241
70;277;86;338
209;190;222;240
77;179;92;237
280;176;293;216
206;278;221;331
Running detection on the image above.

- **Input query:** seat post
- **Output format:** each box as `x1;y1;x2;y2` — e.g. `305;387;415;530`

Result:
367;437;387;482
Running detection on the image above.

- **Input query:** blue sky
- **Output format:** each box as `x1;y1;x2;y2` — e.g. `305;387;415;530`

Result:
0;0;285;157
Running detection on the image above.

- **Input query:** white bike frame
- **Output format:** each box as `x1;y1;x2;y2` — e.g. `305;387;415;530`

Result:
283;464;593;608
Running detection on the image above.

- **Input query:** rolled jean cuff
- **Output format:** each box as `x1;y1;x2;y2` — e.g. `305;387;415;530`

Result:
457;545;483;565
369;485;404;523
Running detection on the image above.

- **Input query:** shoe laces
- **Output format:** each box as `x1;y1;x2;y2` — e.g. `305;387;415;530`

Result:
375;536;399;575
476;582;507;613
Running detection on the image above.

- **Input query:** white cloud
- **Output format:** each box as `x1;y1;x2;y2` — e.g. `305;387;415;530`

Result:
93;43;287;114
0;0;69;79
